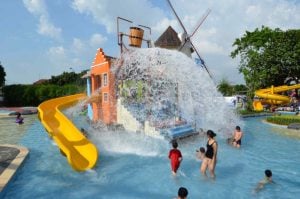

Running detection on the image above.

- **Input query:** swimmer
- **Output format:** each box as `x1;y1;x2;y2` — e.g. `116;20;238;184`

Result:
168;140;182;176
255;169;274;192
232;126;243;148
196;147;205;161
80;128;88;138
200;130;218;179
176;187;188;199
16;112;24;124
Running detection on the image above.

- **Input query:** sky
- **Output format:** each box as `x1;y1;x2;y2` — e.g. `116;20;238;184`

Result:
0;0;299;85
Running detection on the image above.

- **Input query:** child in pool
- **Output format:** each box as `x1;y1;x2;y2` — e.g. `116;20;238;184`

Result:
168;140;182;176
196;147;206;161
16;112;24;124
255;169;274;192
80;128;88;138
175;187;188;199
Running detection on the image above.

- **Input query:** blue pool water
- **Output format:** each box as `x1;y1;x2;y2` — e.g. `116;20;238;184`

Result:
3;116;300;199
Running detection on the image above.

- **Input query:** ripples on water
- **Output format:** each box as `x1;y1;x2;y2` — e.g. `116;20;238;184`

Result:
2;48;300;198
0;115;37;144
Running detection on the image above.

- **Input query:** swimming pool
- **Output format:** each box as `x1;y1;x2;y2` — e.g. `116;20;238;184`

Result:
2;116;300;199
0;115;36;145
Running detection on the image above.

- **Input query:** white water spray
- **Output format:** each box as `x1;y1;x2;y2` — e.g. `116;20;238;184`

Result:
68;47;242;155
114;48;241;137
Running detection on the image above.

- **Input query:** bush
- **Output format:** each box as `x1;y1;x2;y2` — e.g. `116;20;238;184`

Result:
237;109;265;115
266;115;300;125
3;84;85;106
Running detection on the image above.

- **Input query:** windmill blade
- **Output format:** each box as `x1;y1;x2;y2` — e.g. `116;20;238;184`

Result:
189;41;212;78
190;8;211;38
166;0;188;34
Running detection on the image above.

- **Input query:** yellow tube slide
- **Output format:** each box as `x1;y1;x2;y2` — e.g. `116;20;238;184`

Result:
38;94;98;171
253;84;300;111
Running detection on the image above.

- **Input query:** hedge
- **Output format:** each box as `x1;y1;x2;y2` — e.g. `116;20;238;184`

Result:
266;115;300;125
2;84;85;106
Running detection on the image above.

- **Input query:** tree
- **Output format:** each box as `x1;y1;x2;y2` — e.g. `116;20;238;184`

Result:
48;71;86;86
217;79;248;96
233;84;248;95
217;78;234;96
231;26;300;93
0;62;6;87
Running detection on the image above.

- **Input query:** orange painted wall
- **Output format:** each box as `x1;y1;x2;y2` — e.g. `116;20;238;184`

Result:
90;48;117;124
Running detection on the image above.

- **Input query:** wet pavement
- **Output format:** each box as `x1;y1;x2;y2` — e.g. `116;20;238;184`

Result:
0;146;20;175
0;145;29;194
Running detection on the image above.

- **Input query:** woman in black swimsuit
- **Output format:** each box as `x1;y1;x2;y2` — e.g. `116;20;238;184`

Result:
200;130;218;178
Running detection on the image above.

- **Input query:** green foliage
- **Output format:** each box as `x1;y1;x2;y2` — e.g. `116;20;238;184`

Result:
266;115;300;125
2;84;85;106
237;109;265;115
231;26;300;94
48;71;86;86
217;79;234;96
233;84;248;95
2;85;27;106
217;78;248;96
0;62;6;87
1;70;88;106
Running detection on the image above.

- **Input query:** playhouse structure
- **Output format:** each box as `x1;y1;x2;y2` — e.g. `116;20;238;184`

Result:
89;49;117;124
83;18;197;139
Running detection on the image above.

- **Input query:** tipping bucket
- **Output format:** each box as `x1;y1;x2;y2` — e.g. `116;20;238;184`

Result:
129;27;144;48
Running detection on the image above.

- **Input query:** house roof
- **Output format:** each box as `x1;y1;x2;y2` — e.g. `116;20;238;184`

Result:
91;48;116;68
154;26;181;48
33;79;48;85
81;71;91;79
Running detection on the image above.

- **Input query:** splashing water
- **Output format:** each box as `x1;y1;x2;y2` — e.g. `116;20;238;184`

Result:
89;127;169;157
113;48;241;138
66;47;241;155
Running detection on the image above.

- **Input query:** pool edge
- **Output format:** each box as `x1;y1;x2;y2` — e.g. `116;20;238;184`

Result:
0;144;29;195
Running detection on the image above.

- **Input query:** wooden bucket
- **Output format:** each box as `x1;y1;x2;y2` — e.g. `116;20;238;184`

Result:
129;27;144;47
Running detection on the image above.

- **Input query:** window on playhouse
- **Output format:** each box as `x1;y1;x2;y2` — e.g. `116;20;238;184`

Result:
95;75;101;89
103;73;108;86
103;92;108;102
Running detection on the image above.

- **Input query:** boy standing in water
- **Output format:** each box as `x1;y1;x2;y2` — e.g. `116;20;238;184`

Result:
232;126;243;148
168;140;182;176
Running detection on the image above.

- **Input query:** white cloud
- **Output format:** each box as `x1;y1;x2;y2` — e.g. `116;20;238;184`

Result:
72;38;85;54
166;0;300;83
7;0;300;85
152;18;180;37
23;0;46;15
47;46;66;58
23;0;62;40
72;0;166;34
46;33;108;73
89;34;107;48
195;40;225;55
70;0;300;84
38;16;62;39
22;0;300;84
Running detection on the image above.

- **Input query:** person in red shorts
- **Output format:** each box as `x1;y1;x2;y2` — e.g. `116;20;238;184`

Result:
168;140;182;176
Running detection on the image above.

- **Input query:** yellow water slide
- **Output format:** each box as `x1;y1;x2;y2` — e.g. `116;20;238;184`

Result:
38;93;98;171
253;84;300;111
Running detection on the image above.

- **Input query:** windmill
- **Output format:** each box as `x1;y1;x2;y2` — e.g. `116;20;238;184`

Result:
166;0;212;78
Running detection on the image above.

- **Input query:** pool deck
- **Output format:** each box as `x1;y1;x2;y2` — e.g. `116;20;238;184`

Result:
0;107;37;117
0;145;29;193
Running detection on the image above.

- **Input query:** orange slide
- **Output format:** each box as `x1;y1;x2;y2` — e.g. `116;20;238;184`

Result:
253;84;300;111
38;93;98;171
